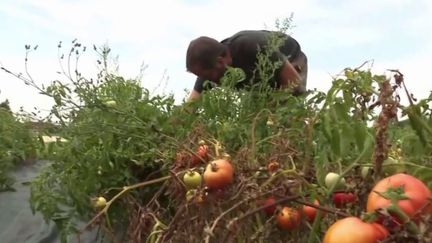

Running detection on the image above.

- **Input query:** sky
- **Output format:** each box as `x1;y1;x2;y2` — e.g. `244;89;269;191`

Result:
1;0;431;114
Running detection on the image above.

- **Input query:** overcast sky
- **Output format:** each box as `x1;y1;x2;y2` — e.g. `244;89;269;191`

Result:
1;0;431;113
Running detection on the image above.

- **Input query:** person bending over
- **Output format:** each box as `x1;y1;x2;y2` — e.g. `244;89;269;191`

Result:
185;30;308;101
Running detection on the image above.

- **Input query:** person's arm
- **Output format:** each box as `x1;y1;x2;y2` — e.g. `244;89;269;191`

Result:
187;89;201;102
278;60;301;89
186;77;205;102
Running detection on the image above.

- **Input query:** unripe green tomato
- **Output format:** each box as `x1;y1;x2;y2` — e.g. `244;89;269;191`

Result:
185;189;204;203
94;196;107;208
266;118;275;126
361;166;372;179
183;171;202;189
325;172;346;190
105;100;117;107
382;157;406;176
186;189;197;201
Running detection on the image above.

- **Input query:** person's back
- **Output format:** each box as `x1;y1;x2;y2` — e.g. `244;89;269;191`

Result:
186;30;308;101
220;30;304;90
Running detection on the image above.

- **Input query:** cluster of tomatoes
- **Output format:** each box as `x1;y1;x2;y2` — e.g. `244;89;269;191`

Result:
258;171;431;242
255;170;356;233
179;141;235;203
177;141;431;242
323;172;431;242
182;158;234;201
259;195;321;230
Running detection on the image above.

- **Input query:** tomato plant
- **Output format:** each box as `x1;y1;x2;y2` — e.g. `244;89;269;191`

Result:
0;101;40;191
2;27;432;242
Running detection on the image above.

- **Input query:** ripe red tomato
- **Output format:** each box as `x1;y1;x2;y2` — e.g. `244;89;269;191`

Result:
260;196;277;215
367;173;431;219
332;192;357;208
302;199;320;222
323;217;388;243
191;144;209;166
203;159;234;189
276;207;301;230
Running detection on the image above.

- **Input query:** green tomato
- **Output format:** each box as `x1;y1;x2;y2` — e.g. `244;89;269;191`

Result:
186;189;197;201
382;157;406;176
185;189;204;203
183;171;202;189
105;100;117;108
94;196;107;208
325;172;346;190
361;166;372;179
266;118;275;126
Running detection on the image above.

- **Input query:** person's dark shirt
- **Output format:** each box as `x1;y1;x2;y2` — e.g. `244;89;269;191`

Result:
193;30;301;93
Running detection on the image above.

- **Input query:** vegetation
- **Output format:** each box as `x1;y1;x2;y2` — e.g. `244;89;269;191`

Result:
0;99;39;191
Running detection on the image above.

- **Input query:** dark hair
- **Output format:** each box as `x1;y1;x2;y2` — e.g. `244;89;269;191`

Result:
186;36;227;70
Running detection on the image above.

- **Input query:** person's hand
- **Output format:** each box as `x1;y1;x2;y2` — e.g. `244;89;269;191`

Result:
278;61;301;90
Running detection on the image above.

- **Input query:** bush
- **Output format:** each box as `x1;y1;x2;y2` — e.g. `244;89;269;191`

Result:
0;102;39;191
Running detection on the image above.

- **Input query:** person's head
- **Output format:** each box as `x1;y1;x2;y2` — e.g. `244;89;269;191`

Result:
186;36;231;82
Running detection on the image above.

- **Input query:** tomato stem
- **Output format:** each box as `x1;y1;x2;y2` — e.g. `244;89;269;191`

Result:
387;204;419;235
307;210;324;243
210;162;218;172
302;117;315;176
325;145;369;197
81;174;172;232
361;211;380;223
293;198;350;217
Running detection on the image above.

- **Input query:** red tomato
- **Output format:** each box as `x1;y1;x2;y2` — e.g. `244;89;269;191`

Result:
276;207;301;230
367;173;431;219
323;217;388;243
302;199;320;222
203;159;234;189
260;196;277;215
191;145;209;166
333;192;357;208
